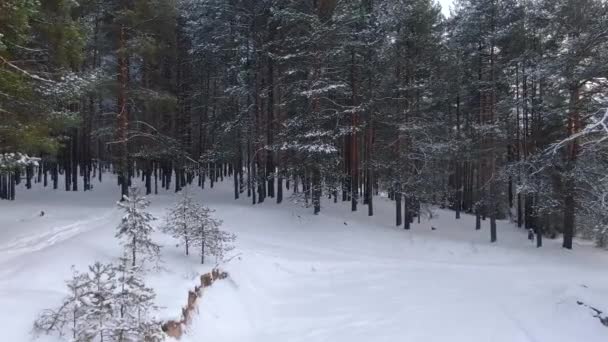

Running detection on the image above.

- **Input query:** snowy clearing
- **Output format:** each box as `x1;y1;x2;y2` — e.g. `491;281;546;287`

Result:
1;177;607;342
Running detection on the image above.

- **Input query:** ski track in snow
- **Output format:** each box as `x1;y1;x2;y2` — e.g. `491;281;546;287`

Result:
0;211;114;259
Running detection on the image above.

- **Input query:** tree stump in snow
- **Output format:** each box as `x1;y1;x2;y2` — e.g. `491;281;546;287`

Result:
201;273;213;287
187;290;198;310
161;321;182;339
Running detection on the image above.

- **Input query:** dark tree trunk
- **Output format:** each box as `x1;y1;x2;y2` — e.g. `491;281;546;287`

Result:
43;164;48;187
277;174;283;204
313;167;321;215
154;163;158;195
145;164;151;195
234;162;239;200
53;163;58;189
490;212;497;243
117;25;129;201
403;196;410;230
563;191;575;249
517;194;523;228
10;173;15;200
25;164;32;189
395;189;402;226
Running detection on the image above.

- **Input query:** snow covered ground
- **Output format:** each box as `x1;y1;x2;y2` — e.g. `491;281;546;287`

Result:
1;175;608;342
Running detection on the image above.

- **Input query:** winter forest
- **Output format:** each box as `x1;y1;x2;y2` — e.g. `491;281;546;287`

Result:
1;0;608;341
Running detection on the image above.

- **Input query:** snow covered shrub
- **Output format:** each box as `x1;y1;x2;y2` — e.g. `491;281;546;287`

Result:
163;187;235;264
116;188;161;267
33;261;164;342
0;153;39;173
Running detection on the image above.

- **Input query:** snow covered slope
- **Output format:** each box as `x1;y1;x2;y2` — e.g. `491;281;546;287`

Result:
1;177;607;342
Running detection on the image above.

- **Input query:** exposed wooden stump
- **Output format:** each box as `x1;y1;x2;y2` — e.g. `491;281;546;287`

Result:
162;321;182;339
201;273;213;287
187;290;198;309
181;307;193;325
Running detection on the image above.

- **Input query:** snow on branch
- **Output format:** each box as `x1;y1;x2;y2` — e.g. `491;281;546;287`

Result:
549;108;608;154
116;188;162;268
0;56;55;84
0;153;39;173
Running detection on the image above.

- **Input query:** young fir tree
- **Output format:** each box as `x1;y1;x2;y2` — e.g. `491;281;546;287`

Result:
192;206;234;265
116;188;161;267
162;187;199;256
113;258;164;342
163;186;235;264
81;262;117;341
35;261;164;342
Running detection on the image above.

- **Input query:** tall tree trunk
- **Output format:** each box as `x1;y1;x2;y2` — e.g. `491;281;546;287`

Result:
117;25;129;201
563;85;580;249
395;187;402;226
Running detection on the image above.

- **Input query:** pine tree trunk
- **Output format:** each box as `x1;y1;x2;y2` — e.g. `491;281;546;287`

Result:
132;236;136;267
154;163;158;195
490;214;497;243
10;173;15;200
117;25;129;201
200;234;205;264
396;188;402;226
517;194;523;228
313;167;321;215
403;196;410;230
563;190;575;249
145;164;151;195
267;59;275;199
562;84;580;250
234;161;239;200
185;236;189;256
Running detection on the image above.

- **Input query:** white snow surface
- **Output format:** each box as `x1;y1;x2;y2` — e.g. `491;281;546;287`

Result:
1;175;608;342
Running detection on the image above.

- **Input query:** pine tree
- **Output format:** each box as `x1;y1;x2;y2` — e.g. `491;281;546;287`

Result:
81;262;117;341
116;188;161;267
162;187;199;256
162;186;235;264
191;206;233;264
113;258;163;342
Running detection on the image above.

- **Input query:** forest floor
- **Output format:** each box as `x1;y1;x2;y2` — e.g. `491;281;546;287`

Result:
1;176;608;342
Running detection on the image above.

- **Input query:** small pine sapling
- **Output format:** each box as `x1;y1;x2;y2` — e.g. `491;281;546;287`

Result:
81;262;117;341
116;187;161;267
162;187;198;256
34;261;165;342
113;258;163;342
191;206;236;264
